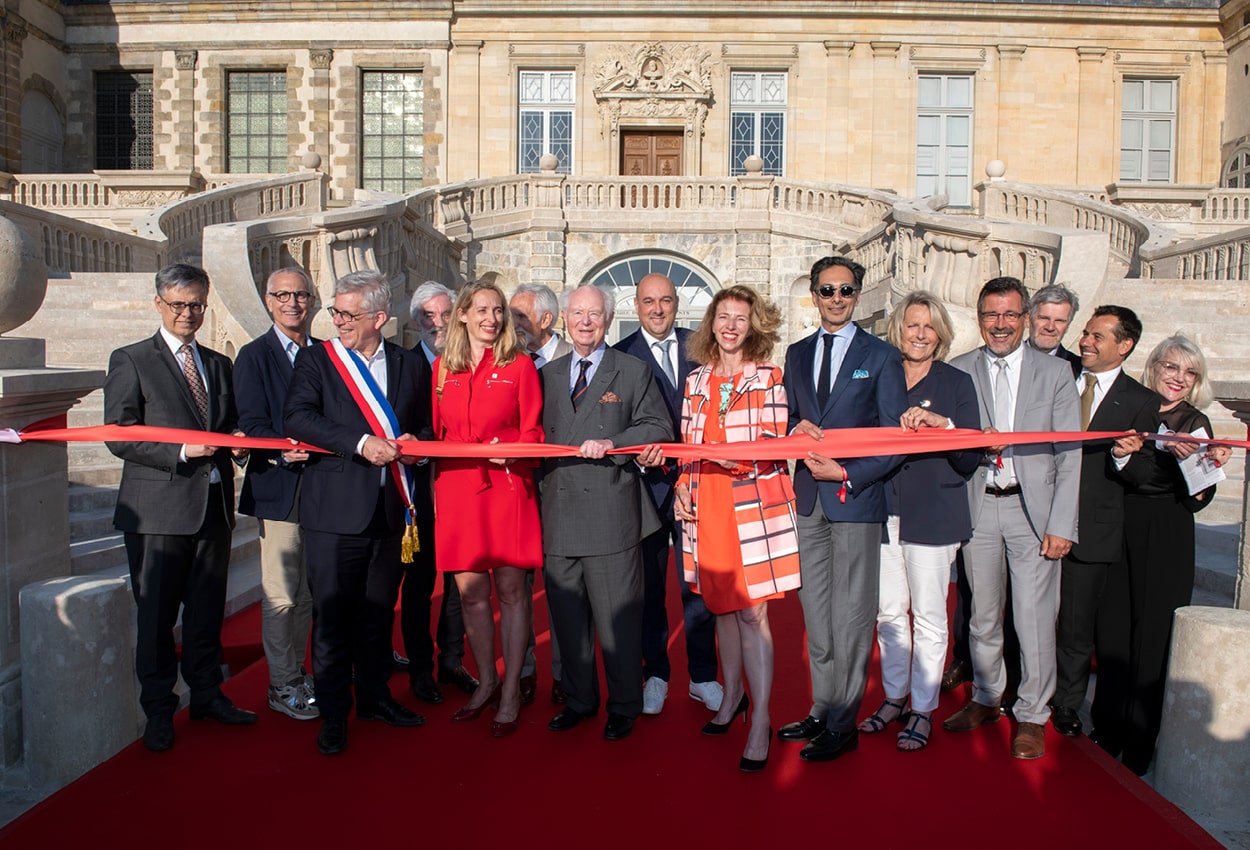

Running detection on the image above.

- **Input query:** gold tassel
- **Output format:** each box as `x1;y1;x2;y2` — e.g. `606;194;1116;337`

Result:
400;506;419;563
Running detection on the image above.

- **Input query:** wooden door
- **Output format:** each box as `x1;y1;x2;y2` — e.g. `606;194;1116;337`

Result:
621;130;683;176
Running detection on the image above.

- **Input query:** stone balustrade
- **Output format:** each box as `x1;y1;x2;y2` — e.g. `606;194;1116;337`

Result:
1140;225;1250;281
0;170;205;213
0;200;163;274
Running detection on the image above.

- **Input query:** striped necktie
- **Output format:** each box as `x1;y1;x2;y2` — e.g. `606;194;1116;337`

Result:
571;359;591;410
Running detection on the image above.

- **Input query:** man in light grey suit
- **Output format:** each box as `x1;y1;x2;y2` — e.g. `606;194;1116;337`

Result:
539;284;672;741
944;276;1080;760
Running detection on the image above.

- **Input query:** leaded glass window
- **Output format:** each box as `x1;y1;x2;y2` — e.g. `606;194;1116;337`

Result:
916;74;973;206
730;72;786;176
361;70;424;193
519;71;574;174
1225;149;1250;188
227;71;288;174
587;255;718;344
96;71;152;170
1120;79;1176;183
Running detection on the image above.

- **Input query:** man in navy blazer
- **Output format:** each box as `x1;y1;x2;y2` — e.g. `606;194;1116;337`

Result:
778;255;908;763
284;270;429;755
235;267;319;721
613;273;720;716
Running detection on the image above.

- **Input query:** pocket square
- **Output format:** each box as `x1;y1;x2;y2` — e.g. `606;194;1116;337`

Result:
598;391;622;403
852;369;870;379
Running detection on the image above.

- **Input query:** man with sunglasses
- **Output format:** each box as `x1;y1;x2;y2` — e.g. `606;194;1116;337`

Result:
234;267;320;721
780;255;908;764
104;263;255;752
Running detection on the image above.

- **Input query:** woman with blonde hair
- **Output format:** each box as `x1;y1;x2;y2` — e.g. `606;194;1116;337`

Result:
432;281;544;737
639;284;800;772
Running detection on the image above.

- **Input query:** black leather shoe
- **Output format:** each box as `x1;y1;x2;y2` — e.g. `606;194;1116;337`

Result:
143;713;174;752
392;650;411;672
550;679;568;705
603;713;635;741
357;698;426;727
1052;706;1082;737
317;717;347;755
189;695;258;725
799;729;859;763
548;707;595;732
438;665;480;695
519;673;537;705
777;715;825;742
409;673;444;705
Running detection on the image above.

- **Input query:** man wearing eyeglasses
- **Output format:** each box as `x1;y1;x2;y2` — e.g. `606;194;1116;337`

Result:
779;255;908;764
234;267;320;722
944;276;1081;760
104;263;255;752
284;270;430;755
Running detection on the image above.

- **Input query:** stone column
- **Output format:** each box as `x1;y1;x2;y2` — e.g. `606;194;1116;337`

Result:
172;50;198;171
1154;606;1250;819
1214;383;1250;610
1075;47;1110;187
1;17;28;173
309;49;333;178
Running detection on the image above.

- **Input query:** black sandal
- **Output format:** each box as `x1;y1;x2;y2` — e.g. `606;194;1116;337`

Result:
897;712;932;751
857;697;909;734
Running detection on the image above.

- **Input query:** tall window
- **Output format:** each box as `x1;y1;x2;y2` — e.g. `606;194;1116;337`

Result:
730;72;786;176
1224;147;1250;188
1120;79;1176;183
227;71;288;174
361;71;424;193
916;74;973;206
96;71;152;170
588;254;718;343
518;71;574;174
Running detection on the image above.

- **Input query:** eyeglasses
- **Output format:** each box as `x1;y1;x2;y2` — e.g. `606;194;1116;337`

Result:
813;284;860;300
567;309;606;323
1157;360;1200;383
158;297;207;316
268;290;314;304
979;310;1025;323
327;307;372;323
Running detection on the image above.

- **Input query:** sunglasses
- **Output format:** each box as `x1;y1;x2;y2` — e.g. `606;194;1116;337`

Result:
813;284;860;300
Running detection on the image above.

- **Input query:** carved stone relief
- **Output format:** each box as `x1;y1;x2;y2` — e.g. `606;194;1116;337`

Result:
592;42;714;139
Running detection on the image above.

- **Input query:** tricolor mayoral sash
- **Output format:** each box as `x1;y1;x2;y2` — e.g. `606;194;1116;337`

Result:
323;338;420;561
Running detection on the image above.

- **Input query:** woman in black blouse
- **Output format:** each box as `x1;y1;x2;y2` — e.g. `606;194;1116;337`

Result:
1100;335;1231;775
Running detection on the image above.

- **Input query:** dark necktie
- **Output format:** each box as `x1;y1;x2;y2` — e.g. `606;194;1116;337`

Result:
571;359;591;410
180;343;210;427
816;333;835;409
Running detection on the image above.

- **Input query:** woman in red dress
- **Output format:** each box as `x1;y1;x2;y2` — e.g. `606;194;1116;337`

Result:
432;281;544;737
640;285;800;772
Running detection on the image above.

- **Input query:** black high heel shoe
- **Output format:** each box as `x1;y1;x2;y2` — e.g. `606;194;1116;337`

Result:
739;728;772;772
701;693;749;736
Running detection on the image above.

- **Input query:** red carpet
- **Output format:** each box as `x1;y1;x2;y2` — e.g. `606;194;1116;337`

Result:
2;567;1221;850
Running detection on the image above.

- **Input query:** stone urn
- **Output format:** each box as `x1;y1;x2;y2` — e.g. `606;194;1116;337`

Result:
0;216;48;335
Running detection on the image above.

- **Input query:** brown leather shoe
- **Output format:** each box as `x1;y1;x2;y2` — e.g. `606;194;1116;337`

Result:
550;678;568;705
940;659;972;691
1011;722;1046;759
942;700;1001;732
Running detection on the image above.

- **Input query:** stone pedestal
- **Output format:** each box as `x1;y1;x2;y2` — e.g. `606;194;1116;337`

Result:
1214;384;1250;611
1154;606;1250;820
19;577;136;791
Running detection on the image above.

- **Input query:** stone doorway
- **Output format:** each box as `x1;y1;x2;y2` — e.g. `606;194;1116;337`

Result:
621;129;683;177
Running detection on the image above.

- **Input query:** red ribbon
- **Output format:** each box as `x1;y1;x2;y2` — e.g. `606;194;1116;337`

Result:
11;418;1250;461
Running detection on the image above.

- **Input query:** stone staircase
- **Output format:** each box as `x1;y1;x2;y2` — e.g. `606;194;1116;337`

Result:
22;273;260;615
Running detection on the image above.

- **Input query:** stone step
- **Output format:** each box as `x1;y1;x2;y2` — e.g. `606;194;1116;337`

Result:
70;506;117;540
67;482;117;514
70;518;260;579
68;463;122;488
87;548;262;623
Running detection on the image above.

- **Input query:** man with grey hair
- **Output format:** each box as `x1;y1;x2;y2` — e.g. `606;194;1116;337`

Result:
285;270;430;755
393;281;479;703
235;266;319;720
105;263;255;752
540;284;672;740
1028;284;1082;377
511;282;572;367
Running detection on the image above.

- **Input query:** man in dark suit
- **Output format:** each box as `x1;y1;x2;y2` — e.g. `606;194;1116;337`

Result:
104;263;256;752
779;255;908;763
613;272;720;716
396;281;477;704
234;267;319;721
1052;305;1158;739
945;276;1081;760
541;283;672;741
284;270;429;755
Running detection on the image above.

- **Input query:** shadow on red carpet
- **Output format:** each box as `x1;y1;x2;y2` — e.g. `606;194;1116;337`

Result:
1;567;1221;850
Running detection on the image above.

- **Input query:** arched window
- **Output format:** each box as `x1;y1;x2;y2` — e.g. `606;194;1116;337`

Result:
1224;147;1250;188
583;253;720;343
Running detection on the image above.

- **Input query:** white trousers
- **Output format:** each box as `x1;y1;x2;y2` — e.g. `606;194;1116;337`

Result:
875;516;958;714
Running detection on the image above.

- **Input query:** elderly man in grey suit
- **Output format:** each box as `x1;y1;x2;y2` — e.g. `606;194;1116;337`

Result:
540;284;672;741
944;276;1081;760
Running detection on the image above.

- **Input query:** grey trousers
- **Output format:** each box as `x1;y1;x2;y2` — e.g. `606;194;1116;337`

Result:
795;495;881;734
962;491;1059;725
258;515;312;688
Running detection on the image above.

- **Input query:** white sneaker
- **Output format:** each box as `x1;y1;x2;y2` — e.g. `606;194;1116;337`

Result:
268;683;319;720
688;680;724;712
642;678;669;715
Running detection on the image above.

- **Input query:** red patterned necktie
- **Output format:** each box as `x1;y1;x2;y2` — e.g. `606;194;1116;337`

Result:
179;343;210;427
571;359;591;410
